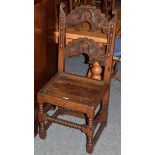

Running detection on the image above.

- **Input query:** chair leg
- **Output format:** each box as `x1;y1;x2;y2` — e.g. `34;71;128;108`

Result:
102;88;110;125
38;103;47;139
100;103;108;127
86;118;94;153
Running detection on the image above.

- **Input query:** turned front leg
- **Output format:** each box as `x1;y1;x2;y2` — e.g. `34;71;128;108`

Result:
86;118;94;153
38;103;47;139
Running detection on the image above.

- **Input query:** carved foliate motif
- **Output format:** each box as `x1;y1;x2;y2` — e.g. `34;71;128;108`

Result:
65;5;109;33
64;38;105;65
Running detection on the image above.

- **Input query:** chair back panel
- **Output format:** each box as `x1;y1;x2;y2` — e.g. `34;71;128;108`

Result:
58;3;117;85
64;38;105;66
65;5;109;33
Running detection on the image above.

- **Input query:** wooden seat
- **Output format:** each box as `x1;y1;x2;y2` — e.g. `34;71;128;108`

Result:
37;3;117;153
38;72;107;111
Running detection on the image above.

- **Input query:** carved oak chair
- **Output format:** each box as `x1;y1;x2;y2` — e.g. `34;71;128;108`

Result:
37;3;117;153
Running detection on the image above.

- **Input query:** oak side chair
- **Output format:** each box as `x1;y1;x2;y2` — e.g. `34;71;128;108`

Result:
37;3;117;153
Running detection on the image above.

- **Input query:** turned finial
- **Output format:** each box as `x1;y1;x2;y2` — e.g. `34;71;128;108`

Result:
91;61;102;80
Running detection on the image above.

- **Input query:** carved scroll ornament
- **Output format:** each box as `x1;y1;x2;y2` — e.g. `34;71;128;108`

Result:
64;38;105;66
65;5;109;33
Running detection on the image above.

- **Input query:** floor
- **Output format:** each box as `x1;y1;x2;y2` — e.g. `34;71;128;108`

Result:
34;55;121;155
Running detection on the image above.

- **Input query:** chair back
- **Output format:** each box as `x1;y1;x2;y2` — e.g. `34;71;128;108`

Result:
58;3;117;85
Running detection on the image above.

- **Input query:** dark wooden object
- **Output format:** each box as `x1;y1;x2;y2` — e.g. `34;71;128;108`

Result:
37;4;117;153
103;0;115;15
68;0;115;15
34;0;57;137
69;0;87;11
